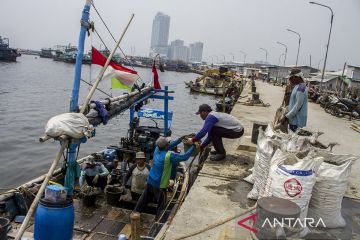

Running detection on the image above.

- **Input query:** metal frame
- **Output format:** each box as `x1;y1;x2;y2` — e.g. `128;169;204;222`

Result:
129;86;174;136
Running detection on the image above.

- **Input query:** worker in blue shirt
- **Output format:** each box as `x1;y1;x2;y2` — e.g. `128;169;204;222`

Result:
134;136;197;218
281;69;308;132
79;157;109;190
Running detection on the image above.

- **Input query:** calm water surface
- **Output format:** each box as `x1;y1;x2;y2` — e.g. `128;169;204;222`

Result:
0;55;217;188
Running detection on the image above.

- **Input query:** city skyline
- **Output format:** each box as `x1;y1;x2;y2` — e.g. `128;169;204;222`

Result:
150;12;204;62
150;12;170;57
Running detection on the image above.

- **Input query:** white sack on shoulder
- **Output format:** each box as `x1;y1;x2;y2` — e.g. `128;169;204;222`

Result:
45;113;94;139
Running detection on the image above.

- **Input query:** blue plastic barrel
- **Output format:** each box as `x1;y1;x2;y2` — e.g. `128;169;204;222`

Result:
34;198;74;240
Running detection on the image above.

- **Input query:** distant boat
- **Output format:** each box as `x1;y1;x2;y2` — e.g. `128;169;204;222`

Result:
0;36;19;62
39;48;53;58
53;44;77;63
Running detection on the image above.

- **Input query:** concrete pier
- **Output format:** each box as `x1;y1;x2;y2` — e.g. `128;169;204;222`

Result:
162;80;360;240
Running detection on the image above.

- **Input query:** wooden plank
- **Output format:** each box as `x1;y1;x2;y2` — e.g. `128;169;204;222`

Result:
118;224;132;239
350;125;360;133
94;219;126;236
74;213;103;233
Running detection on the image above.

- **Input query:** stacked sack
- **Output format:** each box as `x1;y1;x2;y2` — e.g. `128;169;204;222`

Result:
307;149;357;228
246;126;279;200
267;149;323;236
243;124;358;237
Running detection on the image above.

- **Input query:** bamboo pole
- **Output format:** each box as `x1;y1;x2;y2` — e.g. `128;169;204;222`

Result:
80;14;135;114
15;141;68;240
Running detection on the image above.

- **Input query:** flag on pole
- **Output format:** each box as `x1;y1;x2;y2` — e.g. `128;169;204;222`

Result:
91;47;139;91
152;62;161;89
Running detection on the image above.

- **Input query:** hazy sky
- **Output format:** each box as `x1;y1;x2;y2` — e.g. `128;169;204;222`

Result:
1;0;359;70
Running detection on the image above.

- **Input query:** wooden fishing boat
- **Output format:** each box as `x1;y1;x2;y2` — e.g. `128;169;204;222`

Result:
0;151;190;240
0;86;194;239
187;67;244;97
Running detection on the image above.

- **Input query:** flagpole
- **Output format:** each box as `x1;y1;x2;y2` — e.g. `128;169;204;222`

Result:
80;13;135;114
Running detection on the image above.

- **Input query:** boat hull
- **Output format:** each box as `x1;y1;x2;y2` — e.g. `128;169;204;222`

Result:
0;50;18;62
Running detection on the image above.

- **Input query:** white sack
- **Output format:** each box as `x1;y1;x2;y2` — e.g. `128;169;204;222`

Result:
45;113;94;139
243;174;254;184
269;155;323;236
247;127;278;200
259;149;300;198
308;152;357;228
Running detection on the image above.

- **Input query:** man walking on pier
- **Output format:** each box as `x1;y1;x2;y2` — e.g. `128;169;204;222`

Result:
192;104;244;161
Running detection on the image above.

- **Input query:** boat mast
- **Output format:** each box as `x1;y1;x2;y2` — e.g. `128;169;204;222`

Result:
65;0;92;196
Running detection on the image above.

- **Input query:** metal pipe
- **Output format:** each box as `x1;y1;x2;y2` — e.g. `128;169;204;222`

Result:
310;1;334;91
219;54;226;63
286;28;301;66
278;53;285;66
317;58;324;72
239;50;246;64
276;41;287;66
229;52;235;62
259;47;268;63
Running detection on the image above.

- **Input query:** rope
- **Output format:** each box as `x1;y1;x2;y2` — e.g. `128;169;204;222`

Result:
155;178;181;222
81;78;112;97
184;149;202;174
173;204;257;240
91;2;146;85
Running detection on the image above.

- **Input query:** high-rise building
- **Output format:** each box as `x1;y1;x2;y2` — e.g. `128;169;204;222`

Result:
150;12;170;57
189;42;204;62
168;39;189;62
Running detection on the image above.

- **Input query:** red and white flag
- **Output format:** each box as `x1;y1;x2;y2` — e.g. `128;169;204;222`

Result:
91;47;138;91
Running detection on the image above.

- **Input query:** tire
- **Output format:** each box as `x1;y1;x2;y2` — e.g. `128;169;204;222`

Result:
325;104;334;114
333;104;348;118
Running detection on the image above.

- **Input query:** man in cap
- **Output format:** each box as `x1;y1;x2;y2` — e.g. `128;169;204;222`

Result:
124;151;151;200
281;68;308;132
79;157;109;190
134;136;196;218
192;104;244;161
